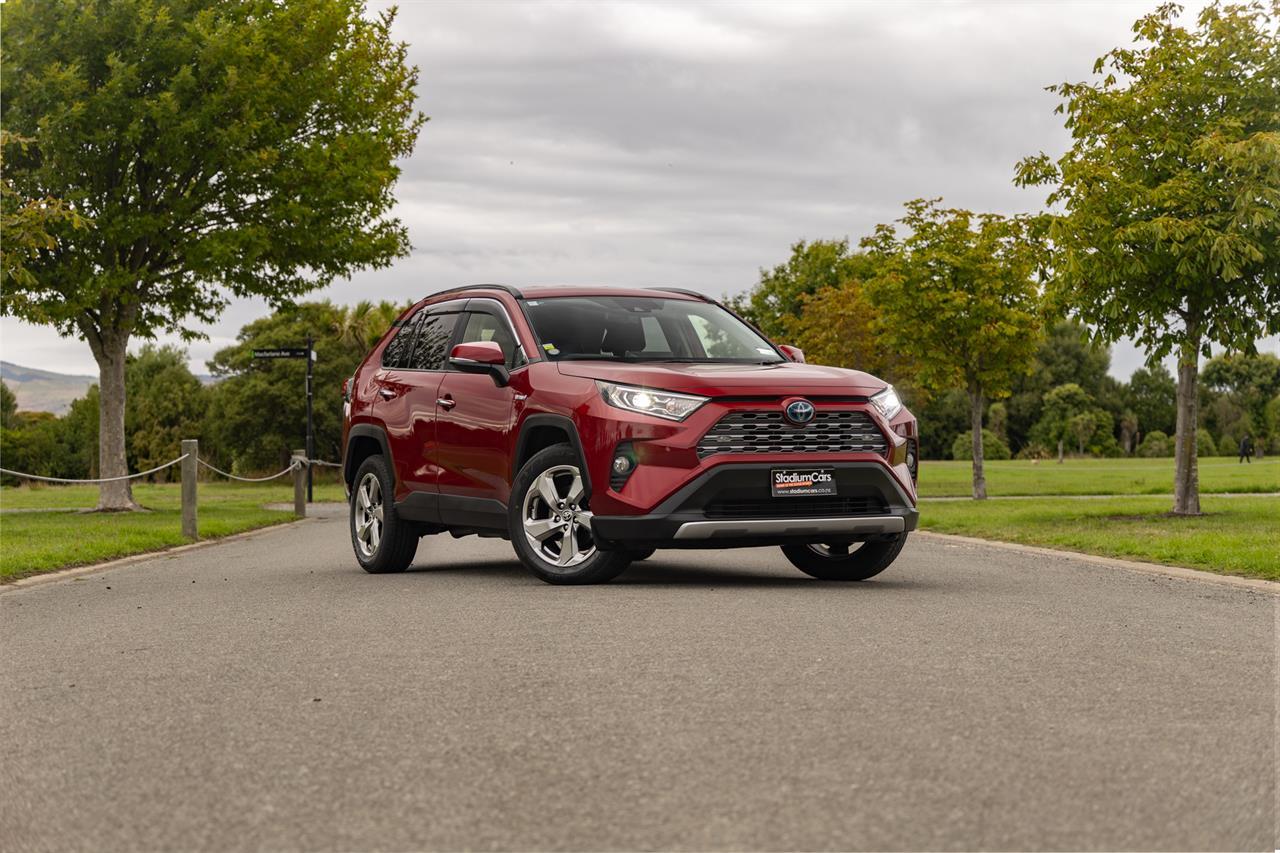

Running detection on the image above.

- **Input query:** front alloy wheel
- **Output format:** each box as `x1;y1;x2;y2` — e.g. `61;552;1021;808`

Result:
522;464;595;568
508;445;632;584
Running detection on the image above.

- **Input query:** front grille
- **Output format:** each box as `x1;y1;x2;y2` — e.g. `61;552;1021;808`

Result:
696;410;887;458
704;495;888;519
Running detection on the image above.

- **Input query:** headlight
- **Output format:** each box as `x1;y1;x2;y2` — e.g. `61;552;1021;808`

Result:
870;385;902;420
597;381;708;422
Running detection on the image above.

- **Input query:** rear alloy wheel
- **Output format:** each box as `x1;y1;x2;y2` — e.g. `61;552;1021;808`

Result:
350;454;417;574
781;534;908;581
509;445;631;585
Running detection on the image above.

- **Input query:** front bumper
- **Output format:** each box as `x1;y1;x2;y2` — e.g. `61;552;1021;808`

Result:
591;461;918;550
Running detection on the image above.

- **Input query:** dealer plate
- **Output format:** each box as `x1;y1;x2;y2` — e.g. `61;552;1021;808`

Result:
771;468;836;497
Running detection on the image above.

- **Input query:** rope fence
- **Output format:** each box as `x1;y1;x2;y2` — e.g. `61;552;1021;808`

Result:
0;440;345;535
197;457;302;483
0;454;191;485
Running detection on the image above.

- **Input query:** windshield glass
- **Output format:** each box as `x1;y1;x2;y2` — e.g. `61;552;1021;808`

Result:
522;296;784;363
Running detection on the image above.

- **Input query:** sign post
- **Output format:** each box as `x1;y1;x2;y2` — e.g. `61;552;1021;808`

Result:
252;342;316;502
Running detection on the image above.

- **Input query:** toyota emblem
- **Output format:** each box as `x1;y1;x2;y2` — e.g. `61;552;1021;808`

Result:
784;398;815;425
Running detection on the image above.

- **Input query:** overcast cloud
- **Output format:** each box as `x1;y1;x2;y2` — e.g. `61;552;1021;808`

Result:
4;0;1274;379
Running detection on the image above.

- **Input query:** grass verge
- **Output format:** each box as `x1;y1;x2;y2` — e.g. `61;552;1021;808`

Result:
919;495;1280;581
0;481;347;582
919;457;1279;498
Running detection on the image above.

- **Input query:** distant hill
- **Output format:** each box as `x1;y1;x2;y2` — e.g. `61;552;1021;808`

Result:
1;361;218;415
1;361;97;415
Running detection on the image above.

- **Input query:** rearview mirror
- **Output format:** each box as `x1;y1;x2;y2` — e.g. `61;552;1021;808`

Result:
777;344;805;363
449;341;510;387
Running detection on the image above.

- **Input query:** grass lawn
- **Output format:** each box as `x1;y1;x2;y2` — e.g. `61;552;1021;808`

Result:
919;495;1280;580
0;481;347;582
919;456;1279;498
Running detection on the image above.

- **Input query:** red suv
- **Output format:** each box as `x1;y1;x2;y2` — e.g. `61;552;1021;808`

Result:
341;285;918;584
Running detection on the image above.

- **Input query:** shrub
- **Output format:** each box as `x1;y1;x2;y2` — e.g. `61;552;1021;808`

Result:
1218;433;1239;457
1196;428;1218;457
952;429;1012;461
1137;430;1172;457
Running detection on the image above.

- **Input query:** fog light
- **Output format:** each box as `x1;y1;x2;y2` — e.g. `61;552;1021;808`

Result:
612;455;633;475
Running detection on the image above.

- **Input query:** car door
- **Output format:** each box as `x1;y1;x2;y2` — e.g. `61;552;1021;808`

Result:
374;304;461;502
434;302;524;517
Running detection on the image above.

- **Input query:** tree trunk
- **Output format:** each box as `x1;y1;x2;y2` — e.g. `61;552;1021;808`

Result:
1172;332;1201;516
92;330;139;511
969;385;986;500
1057;438;1064;464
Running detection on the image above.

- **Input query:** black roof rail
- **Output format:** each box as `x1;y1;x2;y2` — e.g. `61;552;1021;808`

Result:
650;287;711;301
428;283;524;300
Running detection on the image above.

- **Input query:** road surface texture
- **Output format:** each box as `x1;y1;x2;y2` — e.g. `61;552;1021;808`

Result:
3;508;1276;852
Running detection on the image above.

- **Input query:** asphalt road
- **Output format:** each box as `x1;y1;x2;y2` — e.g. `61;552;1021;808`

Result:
2;508;1275;852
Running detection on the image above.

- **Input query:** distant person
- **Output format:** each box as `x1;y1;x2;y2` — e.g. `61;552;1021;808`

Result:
1238;433;1253;463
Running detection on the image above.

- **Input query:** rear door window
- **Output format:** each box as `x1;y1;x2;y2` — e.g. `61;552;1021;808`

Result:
408;311;460;371
381;314;419;368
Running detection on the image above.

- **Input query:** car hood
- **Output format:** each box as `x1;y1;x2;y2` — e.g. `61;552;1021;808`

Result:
556;361;887;397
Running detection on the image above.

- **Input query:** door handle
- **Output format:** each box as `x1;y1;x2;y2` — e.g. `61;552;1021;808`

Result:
437;396;457;410
378;388;397;400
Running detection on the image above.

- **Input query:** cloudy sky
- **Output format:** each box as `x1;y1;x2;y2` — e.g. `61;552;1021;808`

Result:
4;0;1273;379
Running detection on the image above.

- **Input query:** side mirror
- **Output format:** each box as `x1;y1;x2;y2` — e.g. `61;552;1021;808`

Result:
777;344;805;363
449;341;510;387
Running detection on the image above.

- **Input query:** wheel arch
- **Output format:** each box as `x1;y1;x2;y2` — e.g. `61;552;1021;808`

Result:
345;424;393;491
513;414;592;501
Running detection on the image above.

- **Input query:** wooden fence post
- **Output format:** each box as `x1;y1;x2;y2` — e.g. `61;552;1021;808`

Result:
292;449;306;517
181;439;198;539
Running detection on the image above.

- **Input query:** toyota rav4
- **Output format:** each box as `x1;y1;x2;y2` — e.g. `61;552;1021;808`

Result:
341;285;918;584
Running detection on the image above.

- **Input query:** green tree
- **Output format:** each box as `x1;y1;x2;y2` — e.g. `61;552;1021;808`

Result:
0;380;16;429
863;199;1044;499
0;0;424;510
0;130;86;289
1005;320;1117;452
124;345;207;477
987;402;1008;442
1124;365;1178;441
1015;2;1280;514
1068;412;1098;455
205;302;363;472
1033;383;1095;462
732;239;880;340
1201;352;1280;448
1119;410;1140;455
61;385;100;477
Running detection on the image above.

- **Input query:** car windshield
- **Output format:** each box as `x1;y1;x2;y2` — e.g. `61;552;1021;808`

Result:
523;296;784;364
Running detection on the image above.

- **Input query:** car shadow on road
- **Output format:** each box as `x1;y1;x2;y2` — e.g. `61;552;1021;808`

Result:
618;562;931;589
406;559;933;590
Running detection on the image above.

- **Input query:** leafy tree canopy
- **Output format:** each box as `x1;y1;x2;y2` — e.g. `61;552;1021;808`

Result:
862;198;1046;497
1015;2;1280;360
0;0;424;508
732;239;881;340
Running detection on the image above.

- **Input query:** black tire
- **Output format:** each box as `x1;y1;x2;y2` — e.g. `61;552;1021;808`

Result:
350;454;418;574
625;548;656;561
781;534;908;581
509;445;632;585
